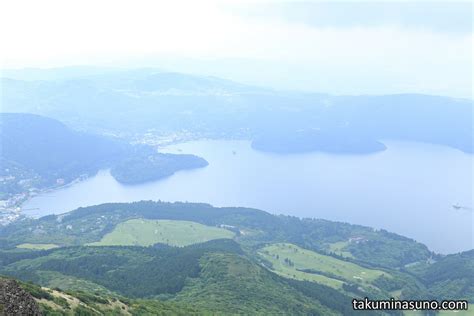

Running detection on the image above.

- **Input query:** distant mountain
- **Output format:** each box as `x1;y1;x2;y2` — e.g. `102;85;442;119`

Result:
121;72;267;95
253;94;473;154
0;66;138;81
1;69;472;153
0;113;127;185
0;72;276;134
0;113;207;196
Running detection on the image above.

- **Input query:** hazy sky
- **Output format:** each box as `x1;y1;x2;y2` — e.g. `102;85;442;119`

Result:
0;0;472;97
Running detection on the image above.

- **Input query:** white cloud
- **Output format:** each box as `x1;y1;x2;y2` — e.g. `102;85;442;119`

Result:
0;0;471;97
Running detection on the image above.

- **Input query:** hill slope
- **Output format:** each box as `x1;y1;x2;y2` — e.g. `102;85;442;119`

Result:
0;113;127;185
88;219;235;247
0;202;471;312
2;70;472;153
0;241;365;315
174;252;338;315
0;201;432;268
0;113;207;200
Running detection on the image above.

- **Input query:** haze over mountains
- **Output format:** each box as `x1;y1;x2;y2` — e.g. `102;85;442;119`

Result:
1;68;472;154
1;0;472;313
0;113;207;200
0;66;473;314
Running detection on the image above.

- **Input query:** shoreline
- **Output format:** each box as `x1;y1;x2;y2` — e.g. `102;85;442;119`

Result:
5;138;472;254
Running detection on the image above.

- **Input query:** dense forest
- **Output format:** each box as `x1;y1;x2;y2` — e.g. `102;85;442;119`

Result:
110;149;208;185
0;200;471;315
0;241;368;315
0;113;208;197
0;201;432;268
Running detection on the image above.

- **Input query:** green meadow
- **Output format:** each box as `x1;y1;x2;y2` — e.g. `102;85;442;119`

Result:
88;219;235;247
258;243;389;289
327;241;354;258
16;243;60;250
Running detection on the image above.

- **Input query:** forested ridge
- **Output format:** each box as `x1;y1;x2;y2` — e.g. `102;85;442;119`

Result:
0;113;208;196
0;200;471;315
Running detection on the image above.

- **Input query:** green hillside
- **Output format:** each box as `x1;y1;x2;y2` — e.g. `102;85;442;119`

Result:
0;201;471;313
405;250;474;301
258;243;389;291
0;113;208;199
88;219;235;247
0;240;366;315
0;201;432;268
0;240;242;298
2;276;201;315
174;252;338;315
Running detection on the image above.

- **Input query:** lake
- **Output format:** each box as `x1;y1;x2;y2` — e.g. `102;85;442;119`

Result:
22;140;473;254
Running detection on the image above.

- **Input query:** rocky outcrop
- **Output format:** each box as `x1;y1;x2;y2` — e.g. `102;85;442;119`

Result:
0;279;42;315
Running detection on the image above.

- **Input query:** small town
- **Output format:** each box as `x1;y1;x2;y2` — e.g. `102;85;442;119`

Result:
0;173;73;225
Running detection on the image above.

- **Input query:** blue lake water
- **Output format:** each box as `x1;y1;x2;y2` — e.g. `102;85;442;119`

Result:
23;140;473;254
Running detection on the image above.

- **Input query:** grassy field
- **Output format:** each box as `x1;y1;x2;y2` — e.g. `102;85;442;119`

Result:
36;271;116;295
88;219;235;247
327;241;354;258
258;243;389;289
16;243;59;250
